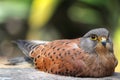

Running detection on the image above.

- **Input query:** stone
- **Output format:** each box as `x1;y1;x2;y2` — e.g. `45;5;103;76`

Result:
0;68;120;80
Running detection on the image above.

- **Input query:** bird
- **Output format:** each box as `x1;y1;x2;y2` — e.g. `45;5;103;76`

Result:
15;28;118;77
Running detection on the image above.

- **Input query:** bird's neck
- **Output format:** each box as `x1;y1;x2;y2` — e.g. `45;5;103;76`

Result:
95;43;109;55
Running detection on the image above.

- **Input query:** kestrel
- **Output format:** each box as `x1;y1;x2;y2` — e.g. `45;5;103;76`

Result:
16;28;118;77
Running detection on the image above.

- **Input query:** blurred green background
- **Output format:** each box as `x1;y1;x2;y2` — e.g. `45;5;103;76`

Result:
0;0;120;72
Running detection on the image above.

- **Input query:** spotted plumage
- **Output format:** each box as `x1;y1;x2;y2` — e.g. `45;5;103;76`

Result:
15;28;118;77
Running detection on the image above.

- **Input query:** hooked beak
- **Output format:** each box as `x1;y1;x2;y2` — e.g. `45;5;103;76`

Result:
101;37;107;46
98;37;107;46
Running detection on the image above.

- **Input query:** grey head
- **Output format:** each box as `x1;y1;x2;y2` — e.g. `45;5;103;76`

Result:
80;28;113;53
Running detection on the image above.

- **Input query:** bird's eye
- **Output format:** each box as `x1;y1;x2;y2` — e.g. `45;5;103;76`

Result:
90;34;97;40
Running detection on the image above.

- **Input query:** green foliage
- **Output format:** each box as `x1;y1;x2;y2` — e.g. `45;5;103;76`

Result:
0;0;31;23
68;5;102;24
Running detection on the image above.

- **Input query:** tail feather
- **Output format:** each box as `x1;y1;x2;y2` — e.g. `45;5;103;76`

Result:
15;40;49;58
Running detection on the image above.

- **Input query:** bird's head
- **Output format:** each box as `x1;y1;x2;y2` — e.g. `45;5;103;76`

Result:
80;28;113;54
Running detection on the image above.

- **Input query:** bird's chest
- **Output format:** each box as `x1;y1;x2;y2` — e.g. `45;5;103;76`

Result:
95;54;114;70
84;54;115;77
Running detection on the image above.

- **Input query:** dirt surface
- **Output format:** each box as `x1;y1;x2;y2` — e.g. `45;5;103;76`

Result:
0;68;120;80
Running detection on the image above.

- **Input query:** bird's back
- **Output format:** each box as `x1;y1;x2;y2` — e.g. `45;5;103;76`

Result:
29;38;86;76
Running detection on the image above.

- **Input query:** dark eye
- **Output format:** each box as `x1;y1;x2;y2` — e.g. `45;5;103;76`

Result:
90;34;97;40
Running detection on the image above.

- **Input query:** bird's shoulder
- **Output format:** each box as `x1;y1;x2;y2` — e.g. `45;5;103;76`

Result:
45;38;81;49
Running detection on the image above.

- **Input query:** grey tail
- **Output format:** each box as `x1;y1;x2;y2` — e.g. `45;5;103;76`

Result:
15;40;39;58
14;40;49;58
